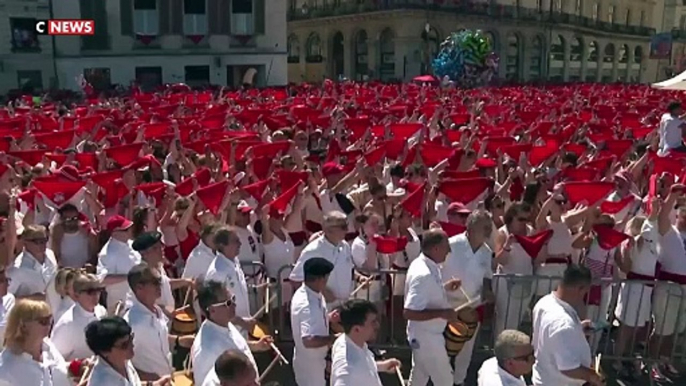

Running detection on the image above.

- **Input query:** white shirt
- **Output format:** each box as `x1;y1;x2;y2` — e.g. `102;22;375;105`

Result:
404;254;450;337
0;294;15;349
532;293;591;386
191;320;257;385
236;226;261;266
96;239;142;309
330;334;382;386
86;357;141;386
290;285;329;360
477;357;527;386
50;303;107;361
659;112;684;155
53;297;74;323
205;253;250;319
8;250;58;298
0;339;71;386
124;297;172;377
182;241;215;280
59;231;90;269
441;233;493;305
290;236;363;304
263;230;295;279
657;226;686;276
200;369;221;386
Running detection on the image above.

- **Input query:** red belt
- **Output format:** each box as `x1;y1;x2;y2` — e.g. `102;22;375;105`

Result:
656;270;686;285
586;285;603;306
627;271;656;287
289;231;307;246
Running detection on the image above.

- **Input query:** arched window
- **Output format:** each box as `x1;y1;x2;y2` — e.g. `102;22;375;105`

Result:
306;33;321;57
287;34;300;63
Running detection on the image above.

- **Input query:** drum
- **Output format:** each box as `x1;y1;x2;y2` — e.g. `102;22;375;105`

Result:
172;370;193;386
250;321;271;340
443;308;479;357
172;310;197;335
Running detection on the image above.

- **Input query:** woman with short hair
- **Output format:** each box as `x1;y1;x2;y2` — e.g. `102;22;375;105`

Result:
85;316;172;386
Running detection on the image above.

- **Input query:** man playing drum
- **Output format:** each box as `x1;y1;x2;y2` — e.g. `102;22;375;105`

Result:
441;210;495;386
404;229;461;386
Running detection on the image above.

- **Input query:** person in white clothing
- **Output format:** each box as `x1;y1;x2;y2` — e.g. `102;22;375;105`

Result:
50;273;107;361
128;231;193;315
330;299;401;386
191;280;272;385
182;223;219;282
531;265;604;386
51;203;95;269
441;210;496;386
96;215;141;313
494;202;539;336
290;257;337;386
658;101;686;155
230;201;262;314
0;269;14;349
0;299;71;386
124;263;194;381
201;350;258;386
404;229;462;386
477;330;533;386
290;211;364;310
205;226;255;333
85;316;173;386
650;184;686;381
8;224;58;300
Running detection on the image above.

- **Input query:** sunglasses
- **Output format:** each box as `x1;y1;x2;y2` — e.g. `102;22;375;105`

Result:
212;294;237;309
511;351;535;362
26;238;48;245
62;216;79;222
114;333;135;350
80;287;104;295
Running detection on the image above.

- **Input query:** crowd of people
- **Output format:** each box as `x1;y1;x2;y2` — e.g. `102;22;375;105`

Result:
0;81;682;386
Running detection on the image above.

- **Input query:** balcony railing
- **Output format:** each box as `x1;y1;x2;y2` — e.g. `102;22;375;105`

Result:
288;0;655;37
81;35;112;51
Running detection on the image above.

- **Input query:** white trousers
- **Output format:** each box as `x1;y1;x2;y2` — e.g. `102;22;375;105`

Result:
408;331;453;386
293;354;327;386
452;325;479;385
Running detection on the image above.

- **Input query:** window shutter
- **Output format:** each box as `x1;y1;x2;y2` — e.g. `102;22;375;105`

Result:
170;0;183;34
208;0;220;34
158;0;170;35
120;0;133;35
219;0;231;34
254;0;265;35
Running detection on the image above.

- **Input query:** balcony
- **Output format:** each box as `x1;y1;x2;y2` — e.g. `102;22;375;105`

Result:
287;0;655;37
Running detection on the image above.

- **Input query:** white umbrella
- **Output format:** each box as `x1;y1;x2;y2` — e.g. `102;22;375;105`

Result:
653;69;686;89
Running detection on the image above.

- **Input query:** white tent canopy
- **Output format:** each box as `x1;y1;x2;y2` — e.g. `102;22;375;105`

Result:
653;70;686;90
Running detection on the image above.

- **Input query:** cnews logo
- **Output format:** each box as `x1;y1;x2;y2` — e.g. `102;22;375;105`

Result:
35;20;95;35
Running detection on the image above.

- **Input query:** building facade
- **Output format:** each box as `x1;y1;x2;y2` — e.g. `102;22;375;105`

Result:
287;0;663;84
0;0;287;94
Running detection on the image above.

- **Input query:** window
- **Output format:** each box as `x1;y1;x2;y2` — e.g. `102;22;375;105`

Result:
575;0;581;16
640;10;645;26
592;3;599;21
10;18;40;51
681;15;686;30
184;65;210;86
306;33;321;57
231;0;254;35
134;0;158;34
288;34;300;63
608;5;615;24
17;70;43;92
555;0;562;12
625;9;631;26
184;0;207;34
537;0;543;12
135;66;162;91
84;68;111;91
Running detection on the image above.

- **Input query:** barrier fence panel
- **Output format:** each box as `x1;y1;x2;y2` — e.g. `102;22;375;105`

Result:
265;267;686;372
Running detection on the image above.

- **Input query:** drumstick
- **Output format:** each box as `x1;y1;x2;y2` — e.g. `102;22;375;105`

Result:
77;356;96;385
265;281;270;315
350;276;374;298
252;293;278;319
114;301;123;317
454;296;482;312
258;355;282;382
395;366;405;386
595;353;602;375
269;342;289;365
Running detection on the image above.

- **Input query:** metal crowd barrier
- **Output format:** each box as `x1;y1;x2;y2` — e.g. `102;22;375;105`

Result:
257;267;686;372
